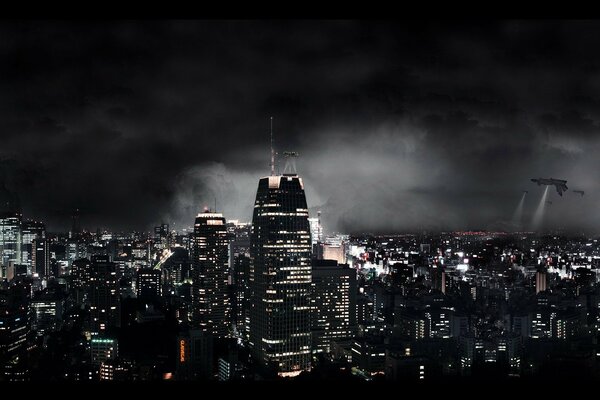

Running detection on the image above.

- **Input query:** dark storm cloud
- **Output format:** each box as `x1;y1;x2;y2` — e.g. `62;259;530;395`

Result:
2;20;600;232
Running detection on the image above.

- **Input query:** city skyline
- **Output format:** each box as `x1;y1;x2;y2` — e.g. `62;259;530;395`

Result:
4;158;600;382
4;19;600;385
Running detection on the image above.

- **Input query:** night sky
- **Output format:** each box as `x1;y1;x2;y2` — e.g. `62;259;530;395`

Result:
2;20;600;233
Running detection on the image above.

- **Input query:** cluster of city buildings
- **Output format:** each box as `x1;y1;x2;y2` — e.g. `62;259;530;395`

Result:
3;171;600;382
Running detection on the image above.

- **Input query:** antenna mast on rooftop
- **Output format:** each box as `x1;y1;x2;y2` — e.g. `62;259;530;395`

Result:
270;117;275;176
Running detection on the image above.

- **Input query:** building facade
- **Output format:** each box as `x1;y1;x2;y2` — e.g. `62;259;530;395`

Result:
191;212;231;337
311;260;357;354
89;255;120;335
249;174;312;376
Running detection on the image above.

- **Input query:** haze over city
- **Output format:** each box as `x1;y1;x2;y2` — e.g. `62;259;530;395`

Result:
2;21;600;233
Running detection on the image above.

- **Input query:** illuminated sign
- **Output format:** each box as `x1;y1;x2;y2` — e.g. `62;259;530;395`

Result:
179;339;186;363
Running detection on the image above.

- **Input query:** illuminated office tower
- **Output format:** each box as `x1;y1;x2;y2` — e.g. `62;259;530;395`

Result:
249;172;312;376
31;293;64;336
311;260;357;354
20;220;45;272
89;255;120;335
191;211;231;338
70;208;81;240
0;212;22;272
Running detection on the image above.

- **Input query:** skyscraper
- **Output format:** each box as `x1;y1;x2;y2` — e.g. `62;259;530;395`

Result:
21;220;45;273
0;212;22;274
233;253;251;339
311;260;357;354
228;221;252;339
191;211;231;338
70;208;81;240
249;172;312;376
32;238;50;278
89;255;120;335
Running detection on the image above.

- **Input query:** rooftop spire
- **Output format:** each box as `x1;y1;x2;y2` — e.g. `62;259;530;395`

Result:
270;116;275;176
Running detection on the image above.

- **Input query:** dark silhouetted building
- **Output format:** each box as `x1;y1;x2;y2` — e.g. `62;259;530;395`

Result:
89;255;120;335
136;268;162;302
32;238;50;277
0;285;31;379
70;258;91;304
176;329;214;380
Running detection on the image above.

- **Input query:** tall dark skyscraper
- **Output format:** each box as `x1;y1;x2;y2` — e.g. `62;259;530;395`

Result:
89;255;120;336
249;171;312;376
70;208;81;240
191;212;231;338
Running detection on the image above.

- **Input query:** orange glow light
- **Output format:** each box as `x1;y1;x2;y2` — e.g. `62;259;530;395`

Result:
179;339;186;363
